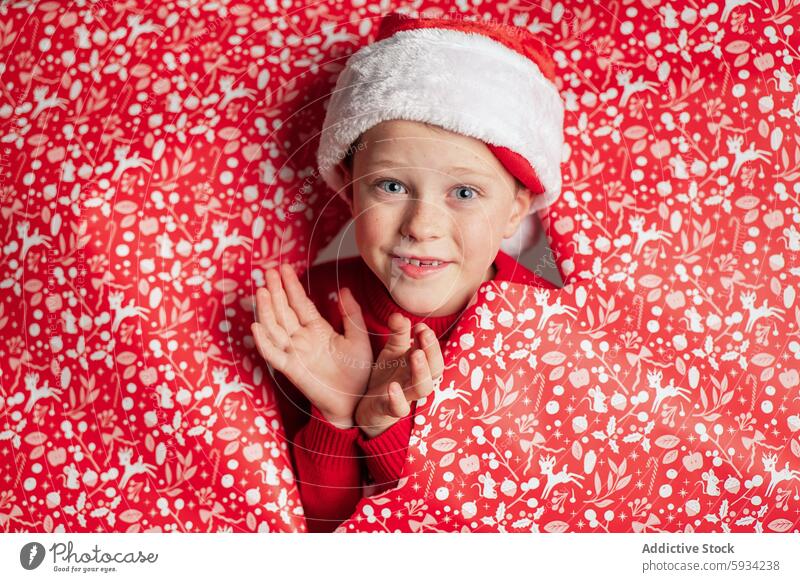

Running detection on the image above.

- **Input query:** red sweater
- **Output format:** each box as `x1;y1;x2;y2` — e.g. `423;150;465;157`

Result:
273;249;557;532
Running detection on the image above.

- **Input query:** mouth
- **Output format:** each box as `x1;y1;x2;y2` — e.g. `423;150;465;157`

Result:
390;253;452;278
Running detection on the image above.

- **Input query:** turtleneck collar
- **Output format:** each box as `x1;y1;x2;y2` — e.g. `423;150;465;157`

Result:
362;261;465;341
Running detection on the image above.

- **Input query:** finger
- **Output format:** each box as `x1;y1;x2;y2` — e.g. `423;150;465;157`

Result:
255;288;291;349
417;324;445;379
266;267;300;334
385;381;411;418
383;312;411;355
338;287;368;341
251;323;288;372
255;287;274;327
406;349;434;401
280;263;321;326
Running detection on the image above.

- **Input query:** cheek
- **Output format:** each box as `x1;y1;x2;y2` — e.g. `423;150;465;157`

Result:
456;210;504;250
355;206;394;248
455;210;506;269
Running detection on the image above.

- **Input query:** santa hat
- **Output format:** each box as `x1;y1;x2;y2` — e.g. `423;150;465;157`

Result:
316;11;564;256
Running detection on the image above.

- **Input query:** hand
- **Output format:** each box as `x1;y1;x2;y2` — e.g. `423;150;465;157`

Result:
251;264;372;429
354;313;444;438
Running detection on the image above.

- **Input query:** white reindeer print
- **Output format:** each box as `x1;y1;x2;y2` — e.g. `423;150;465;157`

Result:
520;432;556;474
112;145;153;181
118;447;157;489
426;379;470;416
538;455;585;499
762;453;800;497
17;221;51;261
617;69;658;106
211;220;253;260
726;135;769;177
647;369;690;413
31;86;67;120
109;291;150;332
212;367;252;407
218;76;256;110
23;372;63;413
533;289;578;330
629;215;672;255
740;290;785;333
125;14;164;46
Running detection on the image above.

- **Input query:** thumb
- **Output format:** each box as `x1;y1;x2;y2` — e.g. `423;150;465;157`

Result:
384;382;411;419
338;287;367;341
382;312;411;356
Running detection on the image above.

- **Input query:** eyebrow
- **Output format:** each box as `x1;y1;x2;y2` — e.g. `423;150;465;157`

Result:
445;165;496;179
362;159;497;180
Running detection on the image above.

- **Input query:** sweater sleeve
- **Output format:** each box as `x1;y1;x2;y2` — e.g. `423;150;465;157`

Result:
266;261;369;531
292;405;365;532
356;405;414;494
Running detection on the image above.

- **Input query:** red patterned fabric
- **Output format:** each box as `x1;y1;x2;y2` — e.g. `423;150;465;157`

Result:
285;249;555;531
1;1;798;534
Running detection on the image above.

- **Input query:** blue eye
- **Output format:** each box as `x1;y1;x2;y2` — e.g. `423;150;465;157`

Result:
452;186;478;200
376;180;407;195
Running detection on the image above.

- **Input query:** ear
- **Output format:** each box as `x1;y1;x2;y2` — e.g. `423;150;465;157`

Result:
502;185;534;239
333;161;355;214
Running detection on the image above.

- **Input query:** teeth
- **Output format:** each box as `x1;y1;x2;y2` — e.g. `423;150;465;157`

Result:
398;257;442;267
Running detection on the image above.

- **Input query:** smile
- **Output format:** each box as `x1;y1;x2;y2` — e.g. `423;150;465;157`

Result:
391;255;451;278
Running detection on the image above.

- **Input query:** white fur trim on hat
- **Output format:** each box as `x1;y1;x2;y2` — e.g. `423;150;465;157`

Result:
317;26;564;215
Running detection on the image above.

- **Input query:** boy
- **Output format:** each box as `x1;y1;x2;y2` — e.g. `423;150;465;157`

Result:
251;11;564;532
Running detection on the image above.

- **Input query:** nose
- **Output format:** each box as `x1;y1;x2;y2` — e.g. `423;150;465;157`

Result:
399;197;442;241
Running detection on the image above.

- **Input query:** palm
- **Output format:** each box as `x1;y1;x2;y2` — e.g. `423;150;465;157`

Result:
251;264;372;424
284;318;371;405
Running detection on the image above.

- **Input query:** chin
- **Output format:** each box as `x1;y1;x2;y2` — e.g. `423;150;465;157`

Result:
395;289;462;317
392;292;445;317
392;294;428;315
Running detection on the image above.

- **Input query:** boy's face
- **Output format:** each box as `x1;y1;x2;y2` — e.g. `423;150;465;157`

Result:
337;120;533;317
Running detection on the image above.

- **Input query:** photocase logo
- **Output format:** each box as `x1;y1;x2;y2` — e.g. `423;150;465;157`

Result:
20;542;46;570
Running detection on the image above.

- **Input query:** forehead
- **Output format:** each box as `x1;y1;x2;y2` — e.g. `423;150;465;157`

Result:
356;120;504;175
